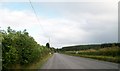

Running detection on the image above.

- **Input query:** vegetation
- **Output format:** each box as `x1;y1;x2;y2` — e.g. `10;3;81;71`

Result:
0;27;52;69
61;43;120;51
46;43;50;48
60;43;120;63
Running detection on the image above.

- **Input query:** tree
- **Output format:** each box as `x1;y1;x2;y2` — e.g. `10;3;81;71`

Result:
2;27;51;68
46;43;50;48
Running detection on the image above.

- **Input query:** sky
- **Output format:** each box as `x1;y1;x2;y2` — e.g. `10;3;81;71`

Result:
0;0;119;48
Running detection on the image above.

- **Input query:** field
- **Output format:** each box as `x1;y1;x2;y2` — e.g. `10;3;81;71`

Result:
61;45;120;63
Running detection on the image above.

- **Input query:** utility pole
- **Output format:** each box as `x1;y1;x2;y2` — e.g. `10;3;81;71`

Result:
49;37;50;47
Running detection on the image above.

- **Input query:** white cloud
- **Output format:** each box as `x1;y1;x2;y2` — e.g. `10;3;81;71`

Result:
0;8;39;30
0;2;118;48
0;0;119;2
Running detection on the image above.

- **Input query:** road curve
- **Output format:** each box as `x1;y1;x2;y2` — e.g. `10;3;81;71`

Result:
41;53;119;69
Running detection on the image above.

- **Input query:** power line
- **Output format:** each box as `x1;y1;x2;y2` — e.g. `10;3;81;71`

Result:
28;0;50;43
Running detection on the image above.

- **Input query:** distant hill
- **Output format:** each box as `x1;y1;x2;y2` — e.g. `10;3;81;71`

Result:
61;43;119;51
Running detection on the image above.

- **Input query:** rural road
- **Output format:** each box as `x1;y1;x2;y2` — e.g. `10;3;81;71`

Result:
41;53;119;69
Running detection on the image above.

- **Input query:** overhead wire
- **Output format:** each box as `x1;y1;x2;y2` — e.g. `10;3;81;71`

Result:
28;0;50;44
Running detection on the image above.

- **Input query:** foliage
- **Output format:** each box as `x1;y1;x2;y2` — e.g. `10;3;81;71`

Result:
63;46;120;63
0;27;51;69
61;43;120;51
46;43;50;48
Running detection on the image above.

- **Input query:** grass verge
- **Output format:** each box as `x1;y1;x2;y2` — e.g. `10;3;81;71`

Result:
7;53;53;71
62;46;120;63
64;53;120;63
26;53;53;69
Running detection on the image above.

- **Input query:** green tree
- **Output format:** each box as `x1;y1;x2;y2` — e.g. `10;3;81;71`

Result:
46;43;50;48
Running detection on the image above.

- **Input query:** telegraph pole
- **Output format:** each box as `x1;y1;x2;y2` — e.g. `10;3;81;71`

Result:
49;37;50;47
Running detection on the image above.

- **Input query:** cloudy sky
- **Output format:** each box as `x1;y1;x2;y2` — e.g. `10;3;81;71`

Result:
0;0;119;48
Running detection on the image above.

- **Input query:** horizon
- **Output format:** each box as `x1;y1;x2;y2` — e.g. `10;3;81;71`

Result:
0;1;118;48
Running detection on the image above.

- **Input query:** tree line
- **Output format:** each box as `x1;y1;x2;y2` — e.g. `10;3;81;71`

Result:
60;43;120;51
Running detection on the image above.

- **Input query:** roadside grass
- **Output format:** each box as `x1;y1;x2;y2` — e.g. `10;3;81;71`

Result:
66;53;120;63
63;46;120;63
27;54;52;69
7;53;53;71
25;53;53;69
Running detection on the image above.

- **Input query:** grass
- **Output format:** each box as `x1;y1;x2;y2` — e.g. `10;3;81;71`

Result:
25;53;53;69
6;53;53;71
63;46;120;63
66;53;120;63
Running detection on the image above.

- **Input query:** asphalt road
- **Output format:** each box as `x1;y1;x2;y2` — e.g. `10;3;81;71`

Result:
41;53;119;69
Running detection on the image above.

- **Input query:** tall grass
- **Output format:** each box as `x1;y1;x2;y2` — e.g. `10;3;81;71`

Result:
64;46;120;63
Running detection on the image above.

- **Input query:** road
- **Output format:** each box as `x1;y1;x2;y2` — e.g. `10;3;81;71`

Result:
41;53;119;69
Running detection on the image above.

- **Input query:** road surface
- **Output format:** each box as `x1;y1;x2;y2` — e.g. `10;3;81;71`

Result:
41;53;119;69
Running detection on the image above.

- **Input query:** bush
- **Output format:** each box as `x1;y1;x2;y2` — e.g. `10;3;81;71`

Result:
1;27;51;69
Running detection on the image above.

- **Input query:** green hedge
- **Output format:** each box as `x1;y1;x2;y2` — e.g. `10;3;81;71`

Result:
0;27;51;69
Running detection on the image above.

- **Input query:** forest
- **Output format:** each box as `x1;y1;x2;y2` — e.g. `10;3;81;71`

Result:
61;43;120;51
